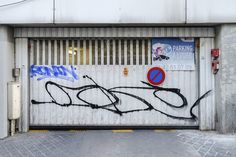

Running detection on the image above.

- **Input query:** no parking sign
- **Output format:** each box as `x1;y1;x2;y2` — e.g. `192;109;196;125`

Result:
147;67;166;86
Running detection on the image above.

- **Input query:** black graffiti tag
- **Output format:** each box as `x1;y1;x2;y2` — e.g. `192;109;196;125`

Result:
31;75;211;120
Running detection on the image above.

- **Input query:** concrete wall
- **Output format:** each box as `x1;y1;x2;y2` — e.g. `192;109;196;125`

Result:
55;0;185;24
1;0;236;24
187;0;236;23
0;0;53;24
0;26;14;139
215;24;236;133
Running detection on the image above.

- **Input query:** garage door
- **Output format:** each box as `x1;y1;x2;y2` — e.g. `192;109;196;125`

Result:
29;38;202;127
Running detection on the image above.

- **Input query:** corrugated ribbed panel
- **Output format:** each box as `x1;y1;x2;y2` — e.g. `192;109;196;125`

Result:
29;38;199;126
199;38;215;130
14;27;215;38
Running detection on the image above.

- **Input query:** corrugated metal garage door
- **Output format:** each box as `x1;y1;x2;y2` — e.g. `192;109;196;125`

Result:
29;38;200;126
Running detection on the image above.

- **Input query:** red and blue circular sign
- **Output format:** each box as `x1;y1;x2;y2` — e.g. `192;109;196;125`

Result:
147;67;166;86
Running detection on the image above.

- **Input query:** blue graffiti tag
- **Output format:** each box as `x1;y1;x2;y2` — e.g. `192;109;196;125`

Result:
30;65;79;82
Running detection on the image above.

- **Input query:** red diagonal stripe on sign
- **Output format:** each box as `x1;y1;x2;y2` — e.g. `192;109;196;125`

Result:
151;70;162;82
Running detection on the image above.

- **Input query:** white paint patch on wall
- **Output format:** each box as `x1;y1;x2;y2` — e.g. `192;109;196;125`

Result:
187;0;236;23
0;0;53;23
55;0;185;23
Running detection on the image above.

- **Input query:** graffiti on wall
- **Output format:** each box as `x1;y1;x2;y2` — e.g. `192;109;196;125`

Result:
30;65;78;82
31;75;211;120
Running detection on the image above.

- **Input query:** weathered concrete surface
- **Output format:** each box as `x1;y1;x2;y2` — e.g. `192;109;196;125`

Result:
215;24;236;133
0;130;235;157
0;26;14;139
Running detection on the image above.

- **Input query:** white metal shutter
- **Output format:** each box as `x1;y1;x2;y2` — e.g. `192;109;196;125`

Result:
29;38;199;126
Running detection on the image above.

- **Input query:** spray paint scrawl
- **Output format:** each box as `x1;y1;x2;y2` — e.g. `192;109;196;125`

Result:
30;65;78;82
31;75;211;120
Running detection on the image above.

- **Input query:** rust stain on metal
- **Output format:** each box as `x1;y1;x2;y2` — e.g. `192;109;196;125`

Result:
123;67;129;76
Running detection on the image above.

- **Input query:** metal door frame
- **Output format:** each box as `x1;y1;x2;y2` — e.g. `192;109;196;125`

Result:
14;27;215;132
